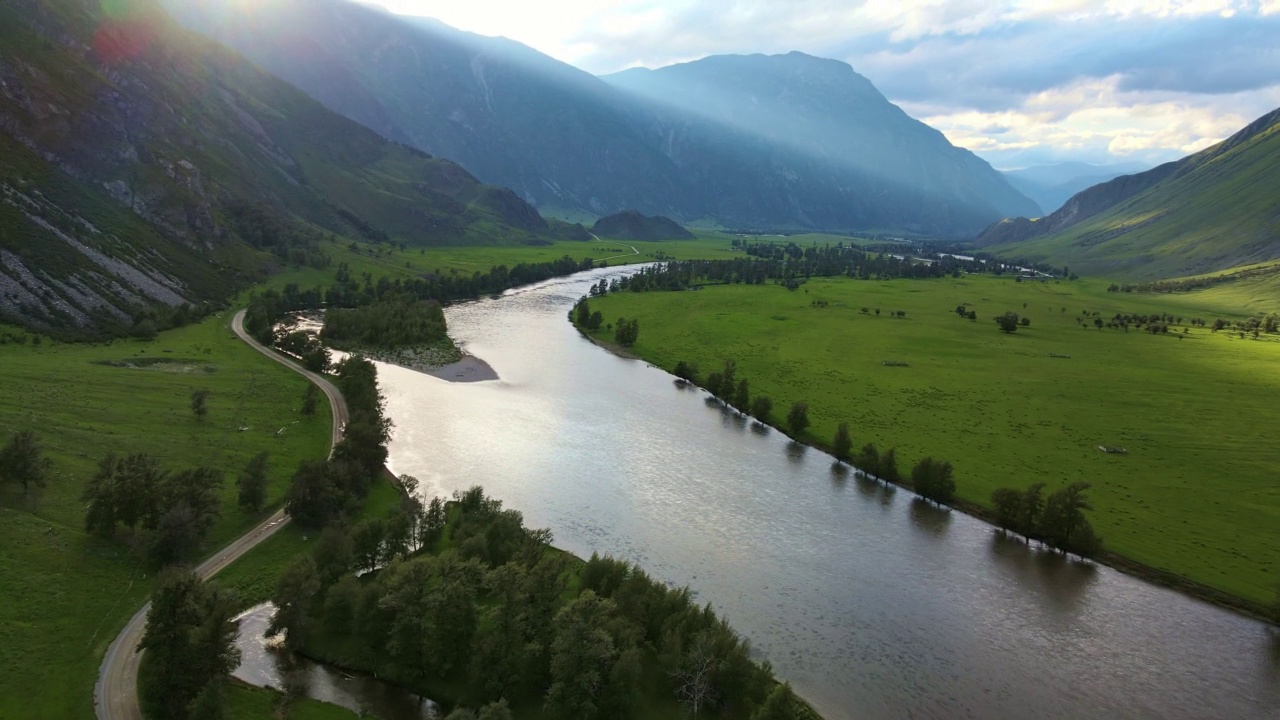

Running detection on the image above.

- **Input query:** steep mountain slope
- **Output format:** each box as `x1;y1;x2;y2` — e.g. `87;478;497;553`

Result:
0;0;575;337
977;107;1280;278
1002;162;1146;215
592;211;694;241
605;53;1040;224
165;0;1037;237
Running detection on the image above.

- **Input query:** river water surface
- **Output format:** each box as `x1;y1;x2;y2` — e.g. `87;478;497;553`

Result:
365;267;1278;720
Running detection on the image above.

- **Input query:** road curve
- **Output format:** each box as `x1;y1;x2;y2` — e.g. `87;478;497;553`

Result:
94;310;348;720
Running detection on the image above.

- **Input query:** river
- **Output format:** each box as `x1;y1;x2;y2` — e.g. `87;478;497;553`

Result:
357;266;1275;719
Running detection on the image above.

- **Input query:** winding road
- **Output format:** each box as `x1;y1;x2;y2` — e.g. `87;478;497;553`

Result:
94;310;348;720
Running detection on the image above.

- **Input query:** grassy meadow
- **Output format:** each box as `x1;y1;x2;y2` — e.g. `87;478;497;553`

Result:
0;312;332;719
582;273;1280;604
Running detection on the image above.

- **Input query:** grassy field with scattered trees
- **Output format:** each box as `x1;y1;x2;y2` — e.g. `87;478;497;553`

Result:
578;271;1280;606
0;312;332;719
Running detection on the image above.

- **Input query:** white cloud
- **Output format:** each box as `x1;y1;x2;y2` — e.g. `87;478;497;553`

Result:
909;76;1280;166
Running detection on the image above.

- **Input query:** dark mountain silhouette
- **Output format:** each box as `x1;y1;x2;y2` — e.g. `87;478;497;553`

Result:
165;0;1038;237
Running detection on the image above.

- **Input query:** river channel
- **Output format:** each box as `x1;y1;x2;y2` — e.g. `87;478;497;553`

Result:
361;266;1277;719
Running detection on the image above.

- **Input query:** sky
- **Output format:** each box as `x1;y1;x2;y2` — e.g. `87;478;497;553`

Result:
360;0;1280;170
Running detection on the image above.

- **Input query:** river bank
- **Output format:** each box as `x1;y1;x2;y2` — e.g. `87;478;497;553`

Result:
575;321;1278;625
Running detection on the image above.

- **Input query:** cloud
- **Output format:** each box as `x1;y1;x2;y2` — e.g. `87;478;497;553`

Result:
909;76;1280;168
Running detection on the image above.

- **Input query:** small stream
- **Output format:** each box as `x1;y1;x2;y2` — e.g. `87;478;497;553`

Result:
232;603;440;720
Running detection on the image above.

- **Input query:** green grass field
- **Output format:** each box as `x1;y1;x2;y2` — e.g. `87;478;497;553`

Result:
0;313;331;719
583;274;1280;604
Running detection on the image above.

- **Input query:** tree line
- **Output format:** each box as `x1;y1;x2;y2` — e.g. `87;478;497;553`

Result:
244;255;602;347
991;482;1103;557
270;485;814;720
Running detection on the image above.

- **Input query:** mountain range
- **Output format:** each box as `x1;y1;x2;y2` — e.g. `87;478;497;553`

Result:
0;0;578;336
1001;162;1148;215
164;0;1039;237
977;107;1280;279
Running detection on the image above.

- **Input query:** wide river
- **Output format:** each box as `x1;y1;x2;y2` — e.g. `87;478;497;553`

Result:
370;267;1278;720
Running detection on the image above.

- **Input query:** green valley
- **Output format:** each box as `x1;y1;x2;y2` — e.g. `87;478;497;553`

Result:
578;268;1280;607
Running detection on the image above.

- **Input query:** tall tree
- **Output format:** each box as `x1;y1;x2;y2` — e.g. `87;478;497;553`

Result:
139;570;240;720
0;429;52;495
750;396;773;421
911;457;956;505
856;443;880;478
237;452;270;514
995;312;1020;333
301;383;319;417
545;591;621;719
1042;482;1102;556
991;487;1022;533
1015;483;1046;539
879;447;901;482
733;379;750;413
751;682;802;720
832;423;852;463
786;402;810;437
269;556;321;648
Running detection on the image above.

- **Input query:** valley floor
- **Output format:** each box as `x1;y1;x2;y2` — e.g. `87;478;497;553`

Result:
580;273;1280;607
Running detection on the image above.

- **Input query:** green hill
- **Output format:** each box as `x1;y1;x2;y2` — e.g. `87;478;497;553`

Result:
592;210;695;241
977;107;1280;279
0;0;583;338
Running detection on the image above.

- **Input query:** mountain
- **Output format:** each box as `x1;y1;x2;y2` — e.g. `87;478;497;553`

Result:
976;108;1280;278
592;211;695;241
604;53;1040;225
164;0;1038;237
1002;162;1147;214
0;0;575;337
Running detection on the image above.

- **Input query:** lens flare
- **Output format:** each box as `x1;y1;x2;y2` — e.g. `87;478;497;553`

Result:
93;0;155;63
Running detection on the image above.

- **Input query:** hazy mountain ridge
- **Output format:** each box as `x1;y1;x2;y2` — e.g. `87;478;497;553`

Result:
1001;162;1147;215
167;0;1039;237
0;0;573;335
977;107;1280;278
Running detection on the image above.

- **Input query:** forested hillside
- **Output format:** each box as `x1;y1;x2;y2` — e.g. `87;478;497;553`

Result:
0;0;583;338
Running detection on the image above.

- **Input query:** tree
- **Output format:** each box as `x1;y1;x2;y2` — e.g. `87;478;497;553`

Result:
832;423;852;463
545;591;620;719
879;447;901;482
269;555;321;648
751;682;801;720
237;451;269;514
786;402;810;437
995;312;1020;333
190;389;211;420
673;360;699;383
301;345;330;374
911;457;956;505
674;631;719;717
856;443;879;478
750;396;773;421
187;680;226;720
733;379;750;413
1042;482;1102;556
0;429;52;495
991;487;1022;533
301;383;319;417
717;360;738;402
615;318;640;347
139;569;240;720
283;459;345;529
575;299;591;326
1019;316;1031;327
83;452;168;539
1015;483;1046;539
